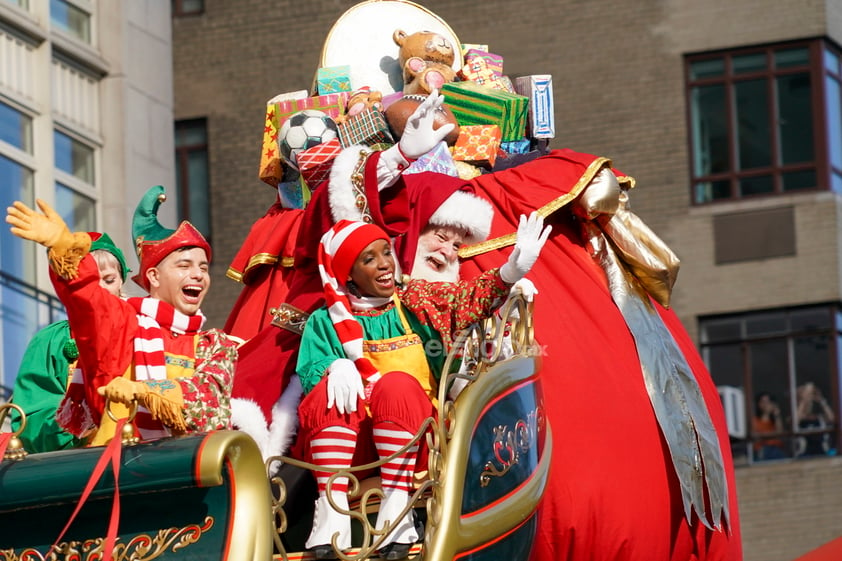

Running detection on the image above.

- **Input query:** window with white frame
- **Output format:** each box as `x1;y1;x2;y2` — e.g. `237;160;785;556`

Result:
50;0;91;44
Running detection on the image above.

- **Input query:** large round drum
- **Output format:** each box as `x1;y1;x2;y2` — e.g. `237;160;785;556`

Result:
319;0;462;95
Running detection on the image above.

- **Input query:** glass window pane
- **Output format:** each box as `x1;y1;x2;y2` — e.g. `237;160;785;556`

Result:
50;0;90;43
782;169;816;191
694;180;731;203
735;79;771;169
0;102;33;153
733;53;766;74
746;313;787;337
739;175;774;196
0;154;36;282
777;73;814;165
691;84;729;175
701;318;742;344
833;172;842;194
775;47;810;69
824;49;840;74
791;308;831;331
185;151;210;236
690;58;725;80
706;343;744;387
794;335;836;456
54;130;94;184
826;76;842;171
749;340;792;460
55;182;95;232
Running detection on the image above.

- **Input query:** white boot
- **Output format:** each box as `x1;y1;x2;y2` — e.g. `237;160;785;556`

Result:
375;488;418;546
305;492;352;553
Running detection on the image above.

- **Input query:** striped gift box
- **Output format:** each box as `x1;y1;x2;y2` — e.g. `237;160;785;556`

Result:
441;81;528;142
514;75;555;139
337;107;395;148
464;49;504;76
273;92;350;128
297;137;342;191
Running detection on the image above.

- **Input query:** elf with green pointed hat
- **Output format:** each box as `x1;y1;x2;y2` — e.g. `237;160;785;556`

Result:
6;187;237;447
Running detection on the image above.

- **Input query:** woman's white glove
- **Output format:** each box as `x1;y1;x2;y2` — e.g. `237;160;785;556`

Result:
326;358;365;414
398;89;456;160
500;212;552;284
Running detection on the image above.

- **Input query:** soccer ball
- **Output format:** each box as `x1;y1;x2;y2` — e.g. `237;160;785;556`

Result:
279;110;338;170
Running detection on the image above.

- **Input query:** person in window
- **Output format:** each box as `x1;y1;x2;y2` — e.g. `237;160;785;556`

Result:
752;392;786;461
9;232;129;453
294;216;549;560
6;186;238;446
796;382;835;456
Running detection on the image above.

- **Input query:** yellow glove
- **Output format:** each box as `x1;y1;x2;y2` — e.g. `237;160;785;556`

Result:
6;199;91;279
97;377;187;432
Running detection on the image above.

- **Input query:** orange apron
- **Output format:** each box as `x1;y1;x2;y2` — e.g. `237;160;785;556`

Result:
361;295;436;403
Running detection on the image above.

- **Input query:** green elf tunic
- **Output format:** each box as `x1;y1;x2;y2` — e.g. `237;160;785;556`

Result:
297;268;510;395
10;320;81;453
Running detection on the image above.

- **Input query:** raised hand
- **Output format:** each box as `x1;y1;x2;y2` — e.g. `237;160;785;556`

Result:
500;212;552;284
6;199;71;248
398;89;456;160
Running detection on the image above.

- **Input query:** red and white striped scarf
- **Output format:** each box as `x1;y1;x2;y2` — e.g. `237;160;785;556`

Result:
318;221;387;380
126;297;205;437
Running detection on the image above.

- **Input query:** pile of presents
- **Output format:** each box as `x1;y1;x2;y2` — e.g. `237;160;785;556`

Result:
258;34;555;209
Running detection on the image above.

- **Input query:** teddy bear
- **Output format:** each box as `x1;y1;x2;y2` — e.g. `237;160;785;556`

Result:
393;29;459;95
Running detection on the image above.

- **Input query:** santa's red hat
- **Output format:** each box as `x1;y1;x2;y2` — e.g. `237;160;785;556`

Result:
131;185;212;291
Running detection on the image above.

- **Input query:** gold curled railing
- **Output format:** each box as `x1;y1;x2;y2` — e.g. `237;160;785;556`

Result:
265;290;535;561
0;403;29;461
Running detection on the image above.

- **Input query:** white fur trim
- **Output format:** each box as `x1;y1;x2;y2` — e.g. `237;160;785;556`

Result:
429;190;493;243
329;144;373;223
231;397;270;457
266;376;303;462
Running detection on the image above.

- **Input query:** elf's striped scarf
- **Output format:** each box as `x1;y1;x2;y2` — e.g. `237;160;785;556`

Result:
126;297;205;437
57;297;206;439
318;221;385;380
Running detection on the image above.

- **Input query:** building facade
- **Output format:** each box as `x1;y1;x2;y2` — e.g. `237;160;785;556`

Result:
0;0;176;397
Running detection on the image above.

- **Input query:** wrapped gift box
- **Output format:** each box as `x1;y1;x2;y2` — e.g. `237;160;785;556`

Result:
464;49;504;76
297;137;342;191
442;81;528;142
514;75;555;139
278;176;311;210
273;92;350;129
317;65;352;94
337;107;395;148
461;43;489;56
451;124;502;167
458;58;509;91
501;137;531;155
258;103;284;187
405;141;459;177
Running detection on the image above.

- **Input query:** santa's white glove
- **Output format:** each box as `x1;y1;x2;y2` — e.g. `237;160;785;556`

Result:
505;278;538;320
500;212;552;284
326;358;365;414
398;89;455;160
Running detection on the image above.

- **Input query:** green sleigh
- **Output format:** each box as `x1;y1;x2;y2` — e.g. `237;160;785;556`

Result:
0;296;550;561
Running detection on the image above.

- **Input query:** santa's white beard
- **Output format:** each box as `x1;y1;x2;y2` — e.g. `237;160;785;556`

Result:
411;250;460;283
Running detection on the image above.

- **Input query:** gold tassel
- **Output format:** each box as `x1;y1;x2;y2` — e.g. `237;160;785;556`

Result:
140;386;187;433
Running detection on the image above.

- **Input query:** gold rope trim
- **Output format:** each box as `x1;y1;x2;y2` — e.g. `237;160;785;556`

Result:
458;157;612;258
225;254;295;283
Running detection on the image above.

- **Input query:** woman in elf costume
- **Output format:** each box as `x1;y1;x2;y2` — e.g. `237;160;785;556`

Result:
295;215;549;560
9;232;129;453
5;186;237;445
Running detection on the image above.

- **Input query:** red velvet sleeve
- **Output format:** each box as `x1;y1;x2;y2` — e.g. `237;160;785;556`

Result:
51;255;138;424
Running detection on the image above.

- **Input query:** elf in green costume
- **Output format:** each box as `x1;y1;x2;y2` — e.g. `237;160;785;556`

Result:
9;232;129;453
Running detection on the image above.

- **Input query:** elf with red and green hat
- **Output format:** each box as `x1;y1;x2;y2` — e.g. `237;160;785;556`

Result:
5;186;237;446
9;231;129;453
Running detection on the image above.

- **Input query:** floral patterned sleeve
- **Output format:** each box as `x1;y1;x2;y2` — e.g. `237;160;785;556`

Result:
400;268;510;349
178;329;238;432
